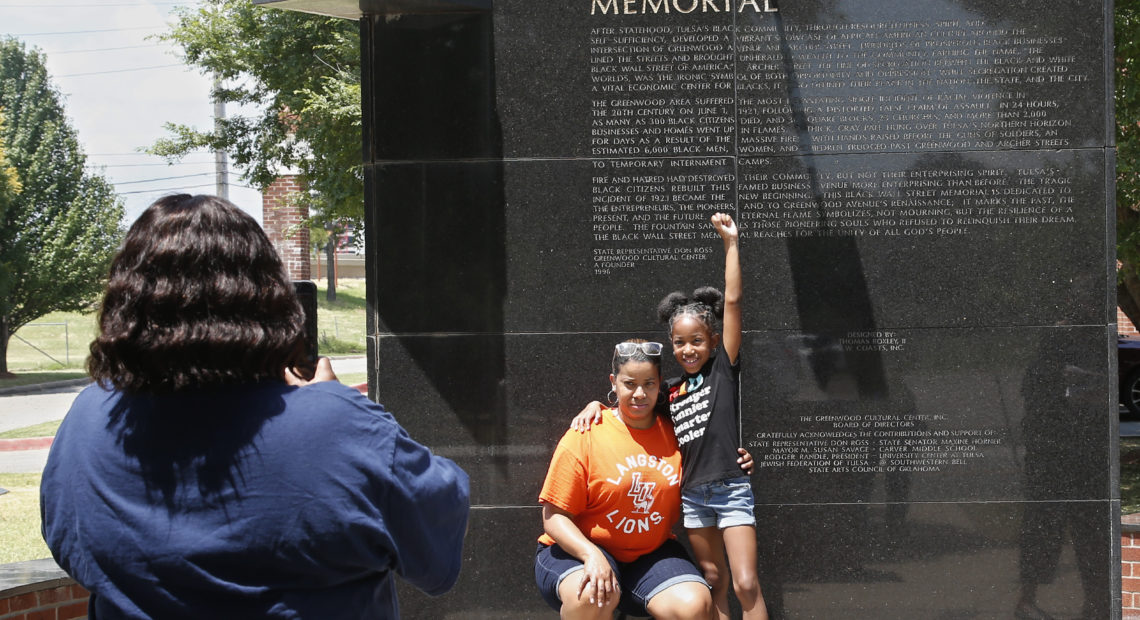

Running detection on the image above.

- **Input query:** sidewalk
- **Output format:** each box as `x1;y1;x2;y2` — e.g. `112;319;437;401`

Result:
0;357;367;475
0;378;90;398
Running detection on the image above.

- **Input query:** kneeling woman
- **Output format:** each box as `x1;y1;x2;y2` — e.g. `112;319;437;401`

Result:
535;340;712;620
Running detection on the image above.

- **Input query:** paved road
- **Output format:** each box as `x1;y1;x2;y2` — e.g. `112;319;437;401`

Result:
0;357;367;474
0;383;87;434
0;449;51;474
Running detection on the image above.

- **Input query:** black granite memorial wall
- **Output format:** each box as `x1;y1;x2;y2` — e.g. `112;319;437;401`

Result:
263;0;1118;616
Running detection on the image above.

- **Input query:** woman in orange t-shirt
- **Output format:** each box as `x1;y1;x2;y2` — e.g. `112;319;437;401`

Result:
535;340;712;619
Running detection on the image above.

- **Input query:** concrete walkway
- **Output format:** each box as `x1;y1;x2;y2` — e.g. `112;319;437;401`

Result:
0;357;367;475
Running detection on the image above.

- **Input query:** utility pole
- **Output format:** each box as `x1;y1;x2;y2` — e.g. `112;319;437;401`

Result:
213;75;228;199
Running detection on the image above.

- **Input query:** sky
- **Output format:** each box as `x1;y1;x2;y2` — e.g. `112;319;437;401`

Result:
1;0;264;224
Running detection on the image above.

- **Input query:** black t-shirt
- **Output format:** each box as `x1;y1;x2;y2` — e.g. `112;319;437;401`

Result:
665;345;742;489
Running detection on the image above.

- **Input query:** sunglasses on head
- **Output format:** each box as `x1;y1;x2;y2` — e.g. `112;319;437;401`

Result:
614;342;663;357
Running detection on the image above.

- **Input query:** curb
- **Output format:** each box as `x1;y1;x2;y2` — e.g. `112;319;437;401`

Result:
0;378;91;397
0;436;53;452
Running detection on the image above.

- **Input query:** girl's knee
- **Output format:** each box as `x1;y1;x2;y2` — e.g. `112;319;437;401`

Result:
730;564;759;589
702;564;727;592
697;556;729;590
733;576;761;604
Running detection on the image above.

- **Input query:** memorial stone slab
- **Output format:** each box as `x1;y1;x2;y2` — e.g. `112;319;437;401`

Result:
256;0;1117;616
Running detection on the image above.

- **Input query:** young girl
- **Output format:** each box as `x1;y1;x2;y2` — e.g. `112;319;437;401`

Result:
574;213;768;620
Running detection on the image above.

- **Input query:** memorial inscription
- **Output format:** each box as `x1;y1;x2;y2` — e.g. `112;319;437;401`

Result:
736;18;1089;154
589;25;736;157
745;328;1020;481
738;160;1077;239
571;1;1102;295
751;421;1001;475
587;14;1095;159
590;157;731;272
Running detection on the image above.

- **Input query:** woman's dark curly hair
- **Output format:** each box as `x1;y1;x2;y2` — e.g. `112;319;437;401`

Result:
87;194;311;393
657;286;724;334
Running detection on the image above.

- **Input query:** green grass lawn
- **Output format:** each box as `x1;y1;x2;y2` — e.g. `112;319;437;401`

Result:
0;473;50;563
314;278;367;355
0;420;63;440
5;312;97;372
0;370;88;391
338;372;367;386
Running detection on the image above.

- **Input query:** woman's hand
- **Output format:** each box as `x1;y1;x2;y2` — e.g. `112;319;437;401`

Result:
577;547;620;608
542;503;620;608
737;447;754;475
284;357;338;387
570;401;605;432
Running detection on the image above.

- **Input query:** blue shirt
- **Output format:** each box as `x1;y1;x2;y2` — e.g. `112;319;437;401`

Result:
41;380;469;619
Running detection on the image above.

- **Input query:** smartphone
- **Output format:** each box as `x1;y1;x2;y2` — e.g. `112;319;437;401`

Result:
292;280;319;364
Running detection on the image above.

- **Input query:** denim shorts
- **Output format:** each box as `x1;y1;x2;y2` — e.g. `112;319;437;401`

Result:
534;539;708;616
681;476;756;529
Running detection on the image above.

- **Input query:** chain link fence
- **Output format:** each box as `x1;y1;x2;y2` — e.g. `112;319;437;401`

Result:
7;318;95;371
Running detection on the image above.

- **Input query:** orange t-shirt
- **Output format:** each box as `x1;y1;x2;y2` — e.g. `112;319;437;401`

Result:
537;409;683;563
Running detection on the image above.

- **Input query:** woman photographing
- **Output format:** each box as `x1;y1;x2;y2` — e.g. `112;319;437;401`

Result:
41;194;470;619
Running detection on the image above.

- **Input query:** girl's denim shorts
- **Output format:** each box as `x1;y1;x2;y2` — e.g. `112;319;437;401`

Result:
681;476;756;529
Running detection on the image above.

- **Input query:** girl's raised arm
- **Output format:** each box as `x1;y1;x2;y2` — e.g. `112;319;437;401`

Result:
711;212;742;364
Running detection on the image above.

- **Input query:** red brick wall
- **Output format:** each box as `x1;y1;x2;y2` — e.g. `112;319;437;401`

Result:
1122;308;1138;336
262;175;311;280
0;582;87;620
1125;530;1140;617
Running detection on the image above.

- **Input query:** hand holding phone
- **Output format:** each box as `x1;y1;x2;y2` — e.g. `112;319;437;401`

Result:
292;280;319;364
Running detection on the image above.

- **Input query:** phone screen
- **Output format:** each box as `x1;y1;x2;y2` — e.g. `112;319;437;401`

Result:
292;280;319;364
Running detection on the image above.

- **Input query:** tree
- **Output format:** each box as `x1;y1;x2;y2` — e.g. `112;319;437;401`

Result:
0;38;124;376
0;111;19;218
1118;0;1140;326
151;0;363;224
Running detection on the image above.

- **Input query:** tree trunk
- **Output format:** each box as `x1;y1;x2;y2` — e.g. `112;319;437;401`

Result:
325;240;337;302
0;316;12;378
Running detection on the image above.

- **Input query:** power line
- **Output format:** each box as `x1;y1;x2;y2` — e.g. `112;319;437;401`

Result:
9;26;163;36
114;172;217;185
49;44;164;55
119;182;257;196
87;161;221;168
56;63;184;77
87;152;183;156
86;154;224;161
0;3;183;6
